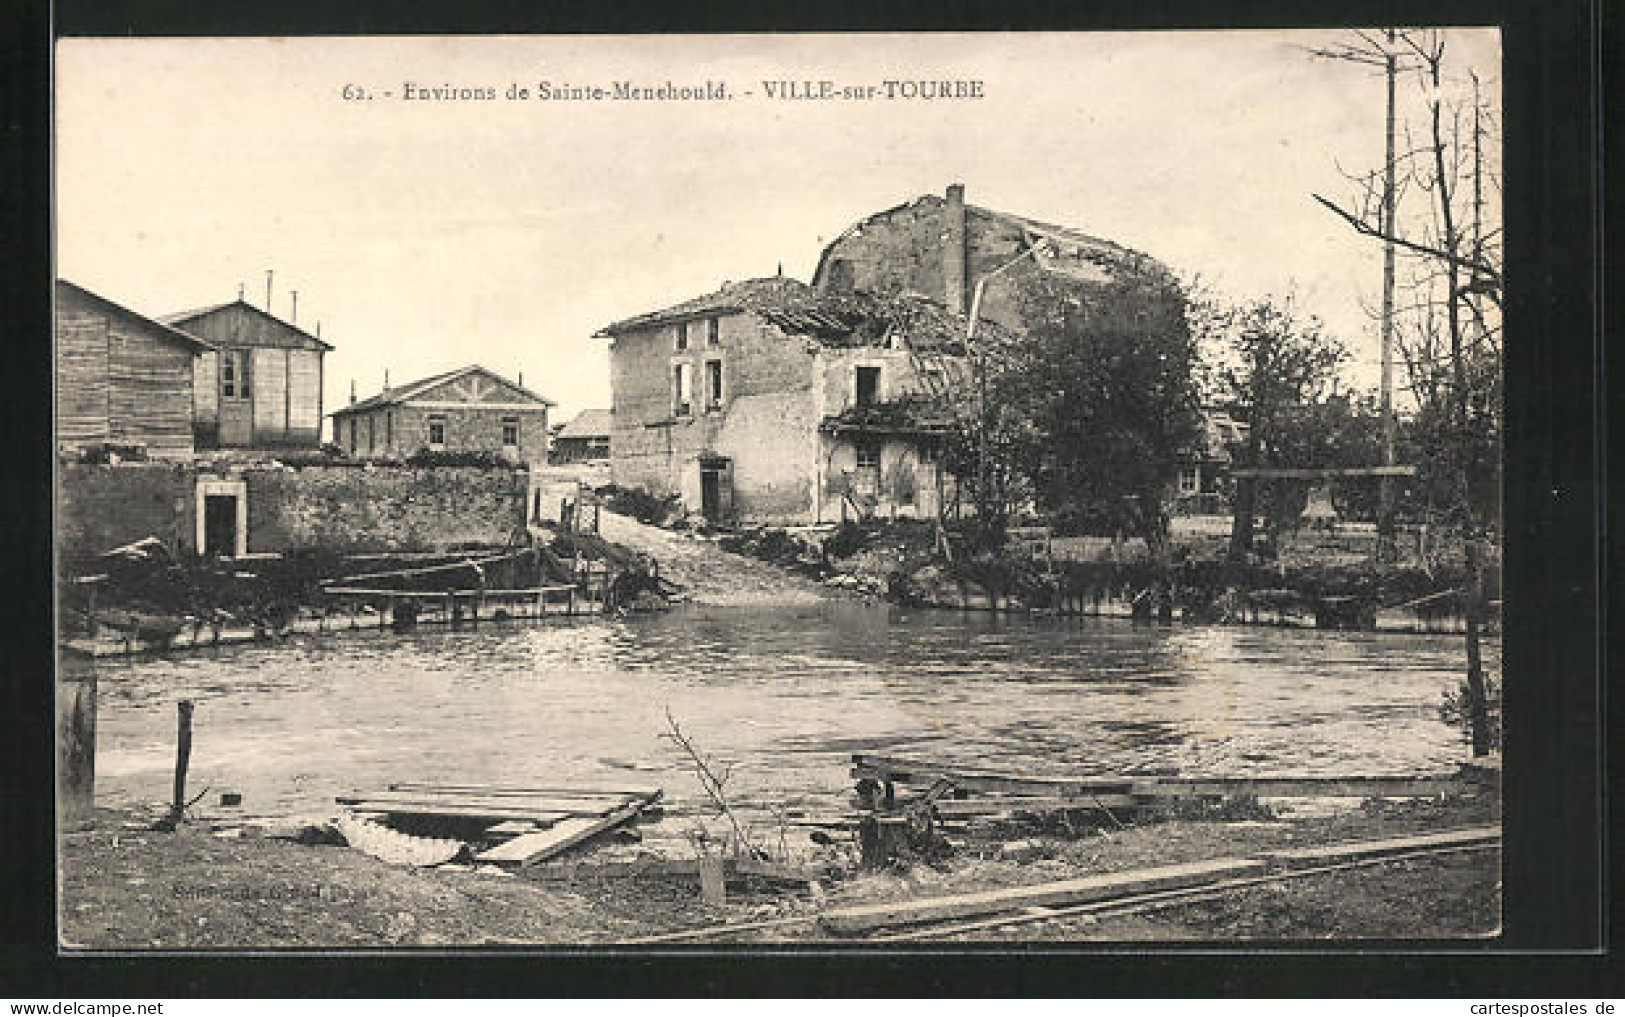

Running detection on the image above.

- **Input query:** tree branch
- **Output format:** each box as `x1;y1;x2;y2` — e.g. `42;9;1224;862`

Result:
1312;193;1502;291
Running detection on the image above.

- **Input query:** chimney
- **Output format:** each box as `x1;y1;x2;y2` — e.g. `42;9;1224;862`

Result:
384;368;390;390
517;370;524;388
290;290;298;324
349;379;356;405
944;183;968;314
237;282;245;301
265;270;274;311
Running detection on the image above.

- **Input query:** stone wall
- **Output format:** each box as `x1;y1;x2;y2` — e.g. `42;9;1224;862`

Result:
335;404;549;463
57;463;196;562
244;465;529;552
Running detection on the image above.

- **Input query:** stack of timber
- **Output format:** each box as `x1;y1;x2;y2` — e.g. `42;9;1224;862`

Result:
851;754;1474;824
336;782;661;868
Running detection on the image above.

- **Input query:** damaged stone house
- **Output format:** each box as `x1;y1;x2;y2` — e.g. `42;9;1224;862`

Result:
597;183;1181;526
595;276;973;525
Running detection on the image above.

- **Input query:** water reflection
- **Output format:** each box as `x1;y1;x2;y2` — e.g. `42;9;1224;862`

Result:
87;603;1495;818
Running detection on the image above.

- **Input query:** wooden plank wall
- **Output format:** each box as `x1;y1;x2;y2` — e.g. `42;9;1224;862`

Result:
55;287;194;457
108;322;195;456
193;350;219;426
56;306;111;448
286;349;323;443
252;348;289;438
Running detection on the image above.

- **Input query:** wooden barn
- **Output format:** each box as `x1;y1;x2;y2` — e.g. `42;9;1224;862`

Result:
55;279;214;459
161;299;332;450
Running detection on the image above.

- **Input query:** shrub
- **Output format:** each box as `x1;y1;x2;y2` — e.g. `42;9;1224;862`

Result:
600;485;681;526
822;521;870;560
404;448;514;468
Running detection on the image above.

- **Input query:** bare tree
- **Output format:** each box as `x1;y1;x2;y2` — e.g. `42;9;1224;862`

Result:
1314;29;1502;755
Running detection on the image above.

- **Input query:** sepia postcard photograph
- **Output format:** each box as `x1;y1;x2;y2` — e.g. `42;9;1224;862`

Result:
52;29;1508;951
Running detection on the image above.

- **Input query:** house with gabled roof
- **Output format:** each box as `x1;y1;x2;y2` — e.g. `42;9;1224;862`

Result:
55;279;216;459
595;275;974;525
328;365;554;463
551;408;613;464
160;298;333;450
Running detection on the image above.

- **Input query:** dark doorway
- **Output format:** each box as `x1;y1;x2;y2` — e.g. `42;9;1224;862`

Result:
856;365;881;407
203;494;238;558
699;458;732;523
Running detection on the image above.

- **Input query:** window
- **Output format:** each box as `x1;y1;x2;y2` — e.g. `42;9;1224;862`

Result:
427;415;446;448
856;365;881;408
675;322;689;351
501;418;519;447
1177;465;1199;494
385;411;393;450
673;363;693;415
706;317;720;347
347;417;357;455
220;351;250;400
705;360;723;409
367;415;376;454
856;442;881;470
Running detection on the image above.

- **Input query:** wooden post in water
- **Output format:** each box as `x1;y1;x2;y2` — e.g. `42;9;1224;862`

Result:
168;700;194;825
58;657;98;826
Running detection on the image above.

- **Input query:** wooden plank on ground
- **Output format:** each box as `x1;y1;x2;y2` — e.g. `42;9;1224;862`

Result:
1263;825;1500;867
819;857;1270;936
928;795;1140;816
336;800;575;824
476;818;600;863
389;781;661;799
1132;776;1469;798
474;796;658;867
484;820;541;837
339;790;635;815
851;757;1135;797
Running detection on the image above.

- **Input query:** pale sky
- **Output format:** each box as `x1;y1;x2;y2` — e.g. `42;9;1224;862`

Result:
55;30;1500;431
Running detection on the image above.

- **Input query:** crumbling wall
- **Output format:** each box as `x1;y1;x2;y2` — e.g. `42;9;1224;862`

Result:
244;465;528;552
57;462;196;563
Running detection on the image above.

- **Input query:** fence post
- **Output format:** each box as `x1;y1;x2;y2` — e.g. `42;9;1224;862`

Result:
168;700;194;825
58;657;98;826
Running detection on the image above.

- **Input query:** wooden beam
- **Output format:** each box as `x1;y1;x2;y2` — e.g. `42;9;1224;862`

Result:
1227;465;1418;479
1263;825;1500;867
338;790;638;816
388;781;660;799
474;796;656;867
819;857;1270;936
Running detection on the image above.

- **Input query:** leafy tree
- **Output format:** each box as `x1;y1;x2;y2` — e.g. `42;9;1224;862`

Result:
1197;294;1348;561
988;271;1203;552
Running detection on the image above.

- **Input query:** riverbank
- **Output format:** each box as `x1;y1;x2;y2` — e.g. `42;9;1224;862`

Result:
59;788;1497;947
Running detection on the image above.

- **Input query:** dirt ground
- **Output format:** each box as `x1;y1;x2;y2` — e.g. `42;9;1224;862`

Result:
597;510;834;607
58;791;1498;949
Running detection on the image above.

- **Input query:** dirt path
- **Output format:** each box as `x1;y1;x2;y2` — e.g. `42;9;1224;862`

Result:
597;511;832;607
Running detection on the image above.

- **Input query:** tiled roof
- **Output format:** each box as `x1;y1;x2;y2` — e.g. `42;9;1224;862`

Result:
595;277;993;352
556;408;613;439
331;364;555;417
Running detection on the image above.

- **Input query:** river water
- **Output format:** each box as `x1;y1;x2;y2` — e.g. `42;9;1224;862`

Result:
89;603;1495;824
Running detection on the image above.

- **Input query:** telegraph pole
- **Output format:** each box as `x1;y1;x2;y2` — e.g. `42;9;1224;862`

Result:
1377;27;1399;560
1310;29;1402;559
